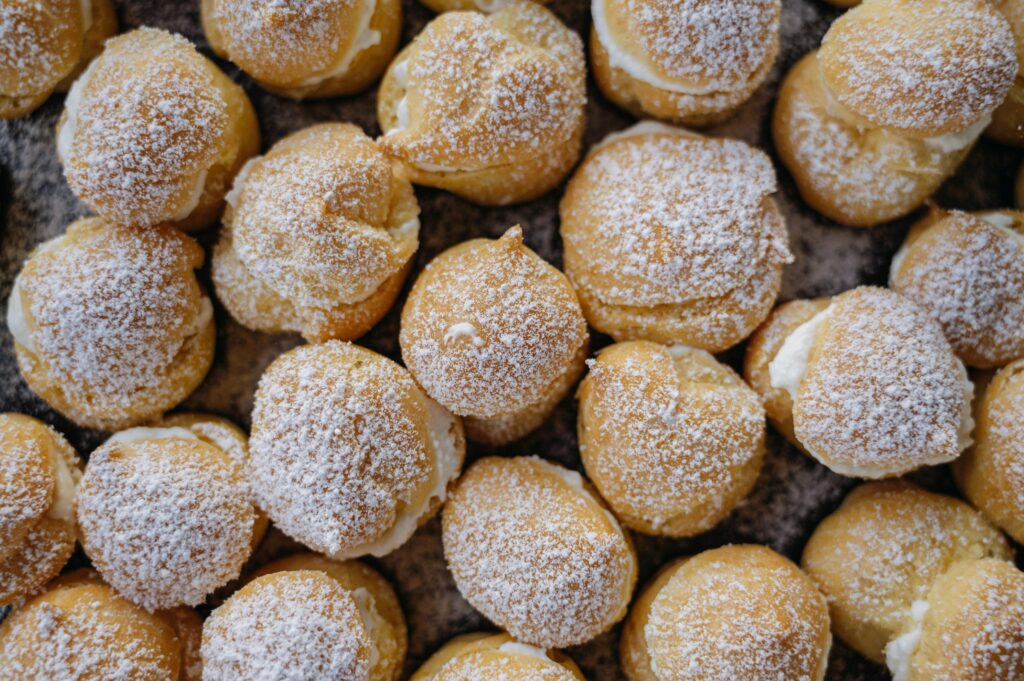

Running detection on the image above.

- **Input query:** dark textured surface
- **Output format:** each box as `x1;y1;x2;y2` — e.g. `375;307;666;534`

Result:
1;1;1021;679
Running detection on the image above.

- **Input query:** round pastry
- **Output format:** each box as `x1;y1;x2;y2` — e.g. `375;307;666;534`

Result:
410;632;584;681
743;286;973;478
160;606;204;681
400;226;588;445
377;0;586;205
987;0;1024;146
6;218;215;431
442;456;637;648
0;0;116;118
577;341;765;537
202;0;401;99
212;123;419;343
56;27;260;232
889;208;1024;369
560;122;791;351
590;0;781;126
773;0;1016;227
621;545;831;681
801;481;1012;665
0;413;80;607
250;341;465;560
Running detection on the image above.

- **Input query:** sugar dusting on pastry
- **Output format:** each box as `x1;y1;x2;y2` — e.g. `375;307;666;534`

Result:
0;1;78;96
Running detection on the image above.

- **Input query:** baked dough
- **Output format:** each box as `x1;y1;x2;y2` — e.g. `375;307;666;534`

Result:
577;341;765;537
418;0;551;12
442;456;637;648
56;27;260;232
590;0;780;126
987;0;1024;146
7;218;215;431
621;545;831;681
203;0;401;99
377;0;585;205
561;122;791;351
410;632;584;681
400;226;588;445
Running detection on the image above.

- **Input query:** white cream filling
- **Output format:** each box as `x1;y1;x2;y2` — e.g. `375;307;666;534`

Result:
57;58;98;164
107;426;199;445
921;116;990;154
170;169;209;222
498;641;551;661
591;120;695;154
889;241;911;285
980;213;1024;251
296;0;381;89
224;158;256;209
388;60;410;134
7;274;35;353
768;305;834;402
885;600;931;681
444;322;484;348
955;359;974;452
47;448;77;523
350;587;382;670
188;296;214;337
387;216;419;242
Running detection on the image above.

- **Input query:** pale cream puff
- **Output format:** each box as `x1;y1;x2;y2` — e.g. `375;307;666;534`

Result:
590;0;781;126
0;414;80;607
377;0;586;205
577;341;765;537
890;208;1024;369
400;226;588;445
0;0;115;119
621;545;831;681
987;0;1024;146
442;456;637;649
249;341;465;561
773;0;1017;227
410;632;584;681
212;123;419;343
742;286;973;478
203;0;401;99
560;122;791;351
6;218;215;431
57;27;260;232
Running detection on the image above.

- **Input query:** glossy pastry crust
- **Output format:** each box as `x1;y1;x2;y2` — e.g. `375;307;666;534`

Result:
410;632;585;681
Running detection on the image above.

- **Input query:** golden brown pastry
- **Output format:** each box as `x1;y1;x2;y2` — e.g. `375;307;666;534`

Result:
410;632;584;681
57;27;260;232
560;122;791;351
400;226;588;445
577;341;765;537
159;606;204;681
377;0;585;205
987;0;1024;146
419;0;551;11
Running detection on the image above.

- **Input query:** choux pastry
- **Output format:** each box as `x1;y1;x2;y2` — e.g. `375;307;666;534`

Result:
377;0;585;205
57;27;259;232
159;605;204;681
419;0;550;10
249;341;465;561
889;208;1024;369
0;414;80;607
202;0;401;99
621;545;831;681
6;218;215;431
773;0;1017;227
400;226;588;445
0;0;115;118
442;456;637;649
560;122;791;351
590;0;781;126
987;0;1024;146
212;123;419;343
410;632;584;681
577;341;765;537
743;286;973;478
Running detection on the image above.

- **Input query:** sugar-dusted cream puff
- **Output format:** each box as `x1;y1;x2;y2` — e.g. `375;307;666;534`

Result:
410;632;584;681
400;227;588;445
7;218;215;431
743;286;973;478
890;208;1024;369
987;0;1024;146
773;0;1017;227
377;0;585;205
203;0;400;99
213;123;418;343
590;0;780;126
442;456;637;648
561;122;791;351
621;545;831;681
250;341;464;560
577;341;765;537
57;27;259;232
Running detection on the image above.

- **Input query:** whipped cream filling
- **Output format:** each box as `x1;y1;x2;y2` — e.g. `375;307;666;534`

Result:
955;359;974;451
48;447;77;522
107;426;200;446
295;0;381;90
187;296;214;337
224;158;255;209
769;304;834;402
443;322;484;348
350;587;382;670
385;60;463;173
7;274;35;352
387;216;419;242
498;641;551;661
885;600;931;681
170;169;209;222
590;120;695;153
56;58;97;164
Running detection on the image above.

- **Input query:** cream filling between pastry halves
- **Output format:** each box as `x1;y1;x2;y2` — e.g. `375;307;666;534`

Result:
885;599;930;681
294;0;381;90
107;426;200;446
48;446;78;523
350;587;383;670
384;60;466;173
498;641;552;661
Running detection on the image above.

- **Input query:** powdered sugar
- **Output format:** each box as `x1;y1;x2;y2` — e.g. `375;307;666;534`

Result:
0;1;80;98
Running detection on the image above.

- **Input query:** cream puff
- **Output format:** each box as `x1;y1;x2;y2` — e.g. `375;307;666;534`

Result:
0;414;80;607
410;632;584;681
773;0;1017;227
6;218;215;431
203;0;400;99
987;0;1024;146
212;123;419;343
577;341;765;537
57;27;260;232
400;226;588;445
590;0;781;126
0;0;115;119
250;341;465;561
889;208;1024;369
442;456;637;648
377;0;585;205
742;286;973;478
621;545;831;681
